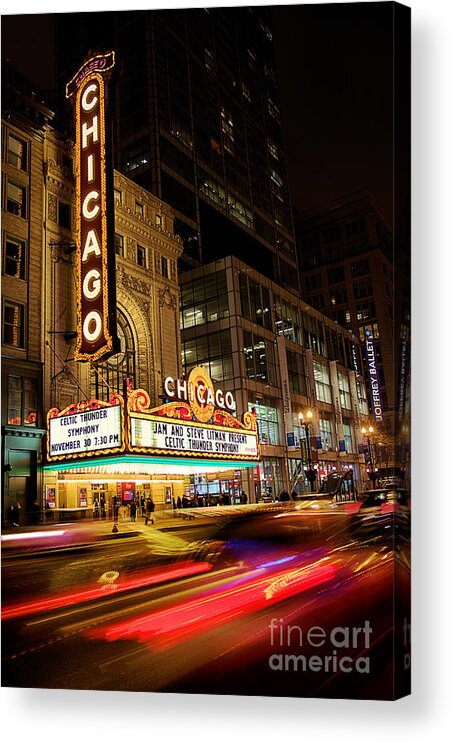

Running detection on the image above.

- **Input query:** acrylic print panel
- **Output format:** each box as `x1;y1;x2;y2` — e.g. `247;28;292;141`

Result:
1;1;410;701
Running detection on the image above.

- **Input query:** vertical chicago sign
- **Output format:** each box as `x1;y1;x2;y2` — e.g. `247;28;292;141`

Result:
66;52;119;362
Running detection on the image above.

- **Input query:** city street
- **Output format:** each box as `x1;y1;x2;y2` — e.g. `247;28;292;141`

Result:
1;504;410;700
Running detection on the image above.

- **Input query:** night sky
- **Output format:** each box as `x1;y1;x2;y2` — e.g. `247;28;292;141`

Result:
2;3;395;225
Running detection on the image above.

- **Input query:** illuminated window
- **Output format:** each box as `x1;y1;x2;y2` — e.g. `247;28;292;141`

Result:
338;370;352;410
267;139;278;159
155;214;162;226
220;107;235;155
6;181;27;218
4;236;26;279
319;417;334;450
359;322;380;341
135;201;144;216
249;399;280;446
343;422;354;453
3;301;25;348
114;233;124;257
243;330;277;386
114;188;122;204
7;375;37;427
267;97;280;122
313;361;331;404
7;134;27;171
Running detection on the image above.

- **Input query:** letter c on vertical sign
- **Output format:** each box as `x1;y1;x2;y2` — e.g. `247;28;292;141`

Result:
81;83;98;112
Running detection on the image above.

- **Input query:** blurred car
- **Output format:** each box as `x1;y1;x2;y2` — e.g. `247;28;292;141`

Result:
351;488;410;542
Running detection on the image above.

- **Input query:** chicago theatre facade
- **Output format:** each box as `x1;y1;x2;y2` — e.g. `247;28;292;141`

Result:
2;59;371;524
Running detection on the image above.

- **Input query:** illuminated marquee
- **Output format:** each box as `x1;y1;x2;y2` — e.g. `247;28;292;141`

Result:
47;398;125;461
128;367;260;462
66;52;119;362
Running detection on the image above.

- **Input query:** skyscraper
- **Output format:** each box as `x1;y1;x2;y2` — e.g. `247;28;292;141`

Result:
55;7;298;290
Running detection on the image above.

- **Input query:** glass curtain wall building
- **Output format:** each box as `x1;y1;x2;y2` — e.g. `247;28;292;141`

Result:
180;256;369;501
55;7;298;290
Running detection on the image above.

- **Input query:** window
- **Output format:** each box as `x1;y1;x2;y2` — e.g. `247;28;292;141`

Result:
306;273;322;291
313;361;331;403
324;228;340;244
7;375;37;426
249;399;280;446
115;233;124;257
274;295;301;343
267;97;281;122
182;330;233;382
7;134;27;170
243;330;277;385
6;181;27;218
319;417;334;450
58;201;71;229
240;275;271;329
135;201;144;216
327;267;345;285
351;259;370;277
161;256;169;278
338;371;351;410
356;301;376;321
310;294;325;311
303;313;325;355
356;378;368;415
155;214;163;226
330;287;348;306
181;271;229;329
346;218;365;237
114;188;122;204
287;350;306;395
91;309;136;399
3;301;25;347
4;237;26;279
359;322;380;341
353;279;373;299
221;107;235;155
343;422;354;453
137;245;147;268
267;138;278;159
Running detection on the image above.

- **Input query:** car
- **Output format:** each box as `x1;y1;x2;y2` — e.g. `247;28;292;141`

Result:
352;488;410;543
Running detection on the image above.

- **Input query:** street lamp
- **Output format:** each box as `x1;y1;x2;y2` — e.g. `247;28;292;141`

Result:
361;425;378;485
299;409;316;493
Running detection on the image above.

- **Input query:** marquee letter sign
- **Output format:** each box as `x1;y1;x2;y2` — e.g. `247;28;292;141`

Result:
66;52;119;362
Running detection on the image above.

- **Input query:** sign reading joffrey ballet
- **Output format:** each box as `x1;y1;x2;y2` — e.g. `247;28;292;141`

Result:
66;52;119;362
364;331;384;423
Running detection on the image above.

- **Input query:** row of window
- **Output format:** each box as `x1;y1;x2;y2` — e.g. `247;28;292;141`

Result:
114;233;171;277
114;187;165;229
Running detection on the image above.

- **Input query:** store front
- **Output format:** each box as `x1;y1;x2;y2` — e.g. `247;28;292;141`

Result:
44;367;260;517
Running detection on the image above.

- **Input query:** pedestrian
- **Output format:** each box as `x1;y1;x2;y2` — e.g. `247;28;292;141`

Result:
279;490;290;502
291;489;298;501
7;504;14;527
177;496;182;509
130;500;137;522
241;491;248;504
12;501;21;526
145;497;155;525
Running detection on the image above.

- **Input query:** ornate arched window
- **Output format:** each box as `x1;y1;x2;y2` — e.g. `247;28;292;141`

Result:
90;309;136;400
